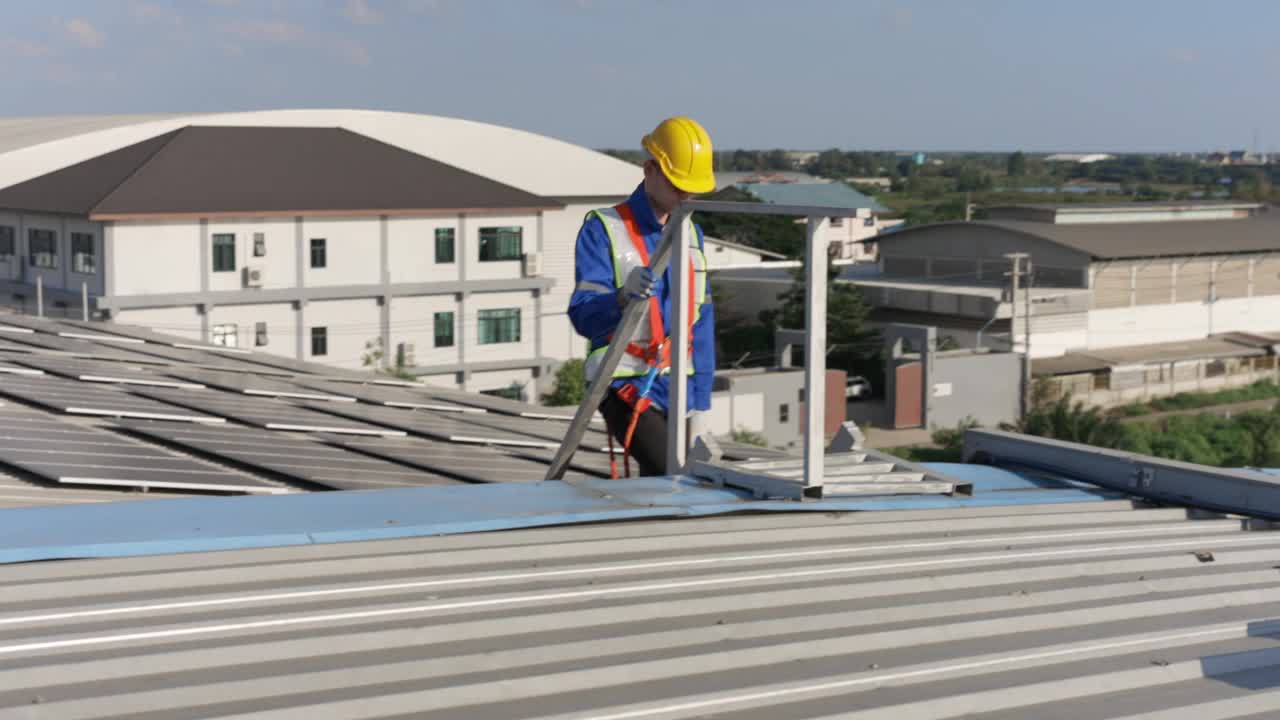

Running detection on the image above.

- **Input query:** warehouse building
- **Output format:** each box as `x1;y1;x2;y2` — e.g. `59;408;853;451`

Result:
0;110;640;398
858;201;1280;404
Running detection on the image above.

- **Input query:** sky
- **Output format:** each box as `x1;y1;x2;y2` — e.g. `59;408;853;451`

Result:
0;0;1277;153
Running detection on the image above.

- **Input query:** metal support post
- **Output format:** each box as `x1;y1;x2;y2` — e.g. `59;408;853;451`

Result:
1006;253;1030;417
803;216;829;493
666;210;692;474
36;276;43;318
81;281;89;321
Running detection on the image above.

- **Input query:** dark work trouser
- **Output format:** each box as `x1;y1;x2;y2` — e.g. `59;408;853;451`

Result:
599;388;667;477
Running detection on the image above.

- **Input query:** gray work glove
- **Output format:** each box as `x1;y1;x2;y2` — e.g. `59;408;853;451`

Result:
688;409;711;442
620;267;657;306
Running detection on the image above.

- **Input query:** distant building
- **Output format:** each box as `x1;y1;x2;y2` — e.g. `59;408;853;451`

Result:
846;176;894;190
702;237;787;269
737;182;902;261
1207;150;1266;166
858;201;1280;405
1044;153;1114;164
782;150;819;169
0;110;641;398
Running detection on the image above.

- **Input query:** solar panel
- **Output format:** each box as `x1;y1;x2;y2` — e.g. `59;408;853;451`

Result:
117;421;461;490
0;360;42;377
0;330;172;364
457;411;614;452
0;336;39;353
161;368;356;401
55;319;233;351
414;385;580;419
499;444;617;478
0;374;224;423
325;434;596;483
0;405;286;494
300;401;559;447
129;386;406;436
119;342;297;376
10;356;204;389
290;378;485;413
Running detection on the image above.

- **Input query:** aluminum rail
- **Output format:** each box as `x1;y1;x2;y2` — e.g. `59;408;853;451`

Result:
543;220;679;480
965;427;1280;519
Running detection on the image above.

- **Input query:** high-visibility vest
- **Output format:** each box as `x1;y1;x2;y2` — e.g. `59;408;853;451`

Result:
583;202;709;383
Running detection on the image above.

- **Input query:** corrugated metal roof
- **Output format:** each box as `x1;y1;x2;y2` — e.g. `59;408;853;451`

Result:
1;500;1277;718
741;182;888;213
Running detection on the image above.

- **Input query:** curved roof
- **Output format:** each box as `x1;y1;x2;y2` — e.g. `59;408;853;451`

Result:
0;109;641;199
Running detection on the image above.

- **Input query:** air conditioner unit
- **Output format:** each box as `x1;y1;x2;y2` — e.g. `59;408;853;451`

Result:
243;265;265;288
397;342;416;368
523;252;543;278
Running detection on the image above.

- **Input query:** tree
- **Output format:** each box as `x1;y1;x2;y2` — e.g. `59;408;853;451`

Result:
543;358;586;407
696;187;805;257
1006;151;1027;177
763;265;877;373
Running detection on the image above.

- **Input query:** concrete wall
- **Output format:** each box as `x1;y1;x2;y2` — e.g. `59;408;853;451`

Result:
704;242;772;268
466;367;535;397
387;216;460;284
113;306;203;340
714;370;806;448
299;217;381;288
206;302;295;352
112;221;202;295
929;352;1021;428
305;298;381;369
388;294;461;368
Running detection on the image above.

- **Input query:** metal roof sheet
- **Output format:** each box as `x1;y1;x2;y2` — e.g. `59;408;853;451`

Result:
0;500;1276;718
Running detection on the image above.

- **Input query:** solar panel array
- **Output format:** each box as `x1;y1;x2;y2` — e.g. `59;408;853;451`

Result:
0;315;799;505
0;374;224;423
10;356;205;389
326;434;602;483
130;386;405;436
118;421;461;490
0;405;285;494
300;401;560;448
291;378;485;413
161;367;355;401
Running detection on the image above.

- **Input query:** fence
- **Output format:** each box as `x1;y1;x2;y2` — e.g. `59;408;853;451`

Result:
1042;354;1279;408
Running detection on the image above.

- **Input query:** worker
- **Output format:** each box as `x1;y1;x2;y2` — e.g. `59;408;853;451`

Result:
568;116;716;477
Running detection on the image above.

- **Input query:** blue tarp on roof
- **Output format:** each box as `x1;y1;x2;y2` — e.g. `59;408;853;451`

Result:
740;182;887;213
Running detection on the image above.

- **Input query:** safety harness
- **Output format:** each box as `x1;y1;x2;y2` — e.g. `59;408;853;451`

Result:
606;201;697;479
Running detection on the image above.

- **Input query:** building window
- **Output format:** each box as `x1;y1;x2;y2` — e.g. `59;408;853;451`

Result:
212;323;238;348
477;308;521;344
311;327;328;356
435;228;455;264
253;232;266;257
779;404;790;423
481;385;526;402
310;238;326;268
478;226;522;262
0;226;14;259
830;216;844;228
255;321;268;347
714;244;724;253
864;217;876;227
434;311;455;348
71;233;95;274
212;233;235;272
28;229;57;269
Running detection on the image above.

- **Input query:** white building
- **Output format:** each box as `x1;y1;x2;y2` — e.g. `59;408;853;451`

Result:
0;110;641;399
701;237;788;269
736;182;900;262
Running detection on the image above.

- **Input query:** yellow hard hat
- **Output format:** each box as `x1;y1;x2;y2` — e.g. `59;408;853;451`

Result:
641;116;716;194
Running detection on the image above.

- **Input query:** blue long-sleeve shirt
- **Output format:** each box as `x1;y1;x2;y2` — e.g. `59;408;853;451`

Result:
568;183;715;412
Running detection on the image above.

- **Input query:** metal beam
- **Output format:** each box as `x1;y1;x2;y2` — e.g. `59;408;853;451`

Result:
803;216;829;494
964;428;1280;519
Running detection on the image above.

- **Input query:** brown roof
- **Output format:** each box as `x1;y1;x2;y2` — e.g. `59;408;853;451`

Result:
0;126;560;219
880;211;1280;261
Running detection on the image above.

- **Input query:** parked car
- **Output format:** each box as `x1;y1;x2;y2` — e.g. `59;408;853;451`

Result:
845;375;872;399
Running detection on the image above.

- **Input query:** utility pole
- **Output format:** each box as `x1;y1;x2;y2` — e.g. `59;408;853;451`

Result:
1006;253;1032;419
